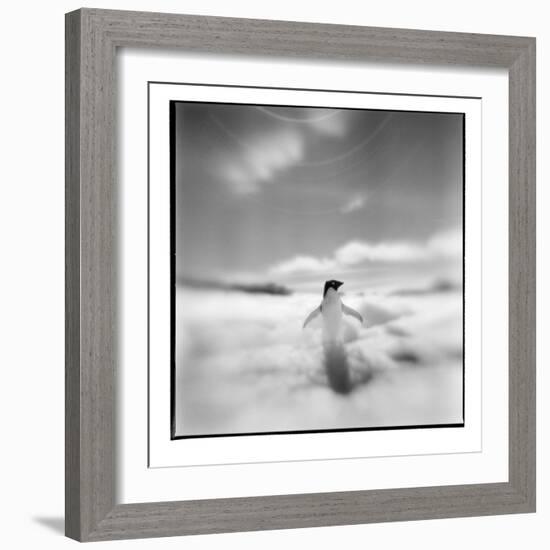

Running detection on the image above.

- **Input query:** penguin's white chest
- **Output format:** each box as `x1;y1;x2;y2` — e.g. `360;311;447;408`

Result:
321;290;343;341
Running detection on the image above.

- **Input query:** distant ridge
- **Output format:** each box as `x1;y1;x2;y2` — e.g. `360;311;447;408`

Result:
177;276;292;296
390;278;461;296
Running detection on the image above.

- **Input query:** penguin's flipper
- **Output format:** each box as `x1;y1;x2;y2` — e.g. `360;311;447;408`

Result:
303;306;321;329
342;303;363;324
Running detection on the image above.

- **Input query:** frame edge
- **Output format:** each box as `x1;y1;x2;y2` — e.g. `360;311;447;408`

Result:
507;36;536;512
65;8;82;542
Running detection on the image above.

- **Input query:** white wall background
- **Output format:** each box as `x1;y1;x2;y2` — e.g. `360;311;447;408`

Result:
0;0;546;547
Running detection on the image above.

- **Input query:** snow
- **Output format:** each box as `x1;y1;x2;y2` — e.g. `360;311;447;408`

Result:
174;286;463;436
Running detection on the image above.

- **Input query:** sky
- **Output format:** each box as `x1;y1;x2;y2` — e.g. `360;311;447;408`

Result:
173;101;464;293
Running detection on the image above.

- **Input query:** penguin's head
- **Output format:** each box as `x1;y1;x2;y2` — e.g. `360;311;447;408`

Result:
323;280;343;296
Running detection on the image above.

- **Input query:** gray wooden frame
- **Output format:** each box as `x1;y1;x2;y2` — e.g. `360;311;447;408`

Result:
65;8;536;542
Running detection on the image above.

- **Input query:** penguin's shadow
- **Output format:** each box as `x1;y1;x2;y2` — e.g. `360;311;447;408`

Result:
323;343;352;394
289;346;375;395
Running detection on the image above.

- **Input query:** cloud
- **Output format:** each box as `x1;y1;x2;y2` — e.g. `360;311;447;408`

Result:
268;229;462;277
427;229;463;259
340;194;367;214
335;240;426;265
334;229;462;267
211;108;353;195
306;109;351;138
254;107;351;138
269;255;337;276
216;127;305;195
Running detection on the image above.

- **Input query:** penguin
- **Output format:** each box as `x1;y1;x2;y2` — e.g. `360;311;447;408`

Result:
302;280;363;342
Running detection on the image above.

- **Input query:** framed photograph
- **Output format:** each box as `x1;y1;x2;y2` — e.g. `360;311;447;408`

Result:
65;8;536;541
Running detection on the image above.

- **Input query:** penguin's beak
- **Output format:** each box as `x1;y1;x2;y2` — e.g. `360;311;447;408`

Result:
334;281;344;289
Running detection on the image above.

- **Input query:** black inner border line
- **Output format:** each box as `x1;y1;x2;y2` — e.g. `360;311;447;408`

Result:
462;112;466;425
152;81;468;441
169;100;177;441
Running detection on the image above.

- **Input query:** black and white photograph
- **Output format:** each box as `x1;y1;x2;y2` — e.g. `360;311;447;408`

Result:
171;98;465;438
